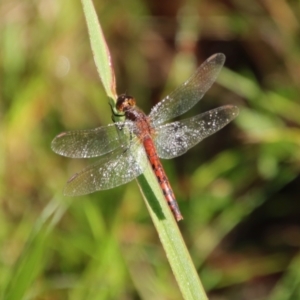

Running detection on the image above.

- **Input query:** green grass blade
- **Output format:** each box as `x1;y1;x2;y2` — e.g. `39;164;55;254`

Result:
2;198;69;300
81;0;117;105
266;253;300;300
137;163;208;300
81;1;208;298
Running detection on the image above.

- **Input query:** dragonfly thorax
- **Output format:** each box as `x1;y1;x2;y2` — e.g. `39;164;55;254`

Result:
116;94;136;113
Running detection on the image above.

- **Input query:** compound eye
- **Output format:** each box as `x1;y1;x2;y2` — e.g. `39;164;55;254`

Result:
116;94;135;111
128;97;136;106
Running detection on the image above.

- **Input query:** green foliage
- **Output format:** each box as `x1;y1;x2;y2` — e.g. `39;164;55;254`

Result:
1;0;300;299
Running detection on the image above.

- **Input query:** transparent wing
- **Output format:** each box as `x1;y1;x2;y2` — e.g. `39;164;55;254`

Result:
149;53;225;126
51;121;135;158
63;140;147;195
154;105;239;159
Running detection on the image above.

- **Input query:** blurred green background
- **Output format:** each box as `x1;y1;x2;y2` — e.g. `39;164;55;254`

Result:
1;0;300;299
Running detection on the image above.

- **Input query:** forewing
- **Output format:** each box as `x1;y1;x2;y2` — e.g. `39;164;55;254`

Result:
149;53;225;126
51;121;135;158
155;105;239;159
63;140;147;196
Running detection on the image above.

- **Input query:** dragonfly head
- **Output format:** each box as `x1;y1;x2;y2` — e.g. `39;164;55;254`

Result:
116;94;136;112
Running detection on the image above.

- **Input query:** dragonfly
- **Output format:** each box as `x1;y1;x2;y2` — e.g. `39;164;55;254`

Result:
51;53;239;222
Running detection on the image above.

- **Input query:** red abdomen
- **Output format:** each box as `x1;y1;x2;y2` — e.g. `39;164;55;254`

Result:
143;137;183;221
